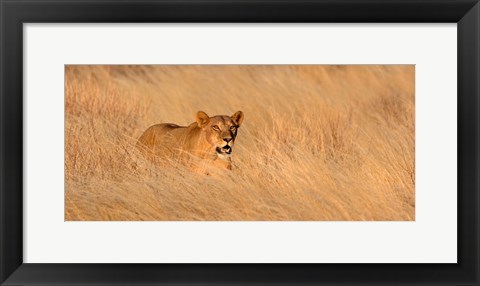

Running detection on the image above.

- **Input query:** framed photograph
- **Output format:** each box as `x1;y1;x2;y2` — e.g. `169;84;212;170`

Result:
1;0;479;285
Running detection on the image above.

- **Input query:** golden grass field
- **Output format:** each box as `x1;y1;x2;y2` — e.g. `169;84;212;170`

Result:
65;65;415;221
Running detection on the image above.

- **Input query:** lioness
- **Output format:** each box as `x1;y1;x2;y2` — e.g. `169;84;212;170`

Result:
136;111;244;170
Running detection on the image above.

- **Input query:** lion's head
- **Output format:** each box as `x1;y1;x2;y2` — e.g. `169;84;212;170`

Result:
196;110;244;159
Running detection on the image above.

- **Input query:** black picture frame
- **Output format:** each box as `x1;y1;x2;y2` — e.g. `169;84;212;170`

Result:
1;0;479;285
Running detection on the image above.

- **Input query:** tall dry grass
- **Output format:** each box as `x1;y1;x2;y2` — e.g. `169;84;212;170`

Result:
65;65;415;221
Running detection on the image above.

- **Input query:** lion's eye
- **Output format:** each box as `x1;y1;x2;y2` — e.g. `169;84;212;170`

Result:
230;126;236;131
212;125;220;131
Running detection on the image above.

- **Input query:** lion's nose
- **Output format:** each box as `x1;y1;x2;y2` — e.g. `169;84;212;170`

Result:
223;137;232;143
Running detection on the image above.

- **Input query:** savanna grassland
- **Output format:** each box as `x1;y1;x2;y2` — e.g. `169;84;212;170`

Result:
65;65;415;221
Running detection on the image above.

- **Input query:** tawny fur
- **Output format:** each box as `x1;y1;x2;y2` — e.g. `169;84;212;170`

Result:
136;111;244;170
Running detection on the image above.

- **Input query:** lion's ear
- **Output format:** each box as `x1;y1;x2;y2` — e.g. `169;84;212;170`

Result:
196;111;210;128
231;111;244;127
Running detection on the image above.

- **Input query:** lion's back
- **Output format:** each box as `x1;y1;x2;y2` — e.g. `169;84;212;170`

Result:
136;123;186;156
